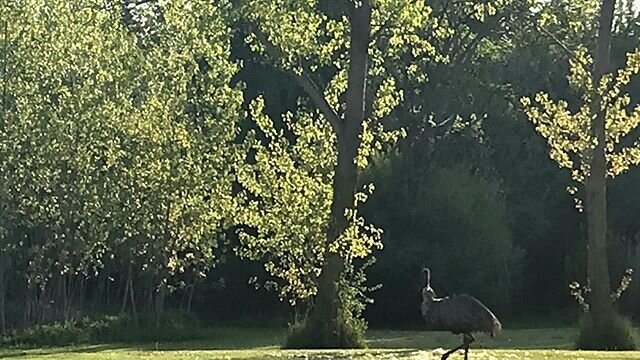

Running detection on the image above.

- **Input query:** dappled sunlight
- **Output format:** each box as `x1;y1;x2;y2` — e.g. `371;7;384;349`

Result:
4;347;640;360
3;328;640;359
366;328;579;350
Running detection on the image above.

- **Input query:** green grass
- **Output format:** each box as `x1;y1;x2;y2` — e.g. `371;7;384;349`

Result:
1;327;640;359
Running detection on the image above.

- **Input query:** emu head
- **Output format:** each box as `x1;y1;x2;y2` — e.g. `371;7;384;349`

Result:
421;267;436;302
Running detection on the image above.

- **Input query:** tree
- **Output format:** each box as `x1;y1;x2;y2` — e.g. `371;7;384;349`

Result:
236;0;385;344
522;0;640;348
0;0;242;328
236;100;338;304
586;0;616;334
238;0;511;347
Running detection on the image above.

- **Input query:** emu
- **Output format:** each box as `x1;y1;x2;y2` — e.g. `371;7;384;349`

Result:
420;268;502;360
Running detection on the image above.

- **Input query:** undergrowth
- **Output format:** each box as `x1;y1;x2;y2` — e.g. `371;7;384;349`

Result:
0;311;208;347
576;313;636;350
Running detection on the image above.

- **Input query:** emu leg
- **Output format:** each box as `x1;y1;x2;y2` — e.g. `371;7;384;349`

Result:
441;335;467;360
440;344;464;360
462;333;475;360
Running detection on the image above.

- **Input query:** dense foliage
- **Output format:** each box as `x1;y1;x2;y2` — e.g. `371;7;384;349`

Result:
0;0;243;331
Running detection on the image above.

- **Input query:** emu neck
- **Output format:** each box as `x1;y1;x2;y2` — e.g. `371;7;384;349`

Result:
421;296;433;317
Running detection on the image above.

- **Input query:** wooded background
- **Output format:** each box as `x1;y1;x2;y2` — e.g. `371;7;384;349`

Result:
1;0;640;335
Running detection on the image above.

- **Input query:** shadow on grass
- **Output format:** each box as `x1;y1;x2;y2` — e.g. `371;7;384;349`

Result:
366;328;579;350
0;327;592;358
0;345;423;360
0;327;285;357
0;344;121;358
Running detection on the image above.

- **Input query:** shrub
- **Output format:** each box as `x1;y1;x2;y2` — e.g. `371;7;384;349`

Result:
93;311;207;343
284;259;375;349
284;309;365;349
576;313;636;350
1;311;208;347
1;322;88;347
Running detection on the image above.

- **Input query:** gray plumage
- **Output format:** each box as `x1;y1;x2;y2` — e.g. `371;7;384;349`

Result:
421;293;502;336
420;268;501;360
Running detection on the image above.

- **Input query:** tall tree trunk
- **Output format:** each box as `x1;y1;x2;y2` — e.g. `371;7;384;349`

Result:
24;286;32;327
186;281;196;313
40;285;47;324
121;269;130;313
0;253;7;334
1;14;8;129
0;18;7;333
155;282;166;328
128;270;138;326
106;271;112;310
0;279;5;334
307;0;371;347
586;0;616;328
78;275;86;317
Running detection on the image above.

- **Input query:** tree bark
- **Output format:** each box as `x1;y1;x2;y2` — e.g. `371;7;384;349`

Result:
586;0;616;327
155;282;166;328
1;16;8;129
121;269;130;313
186;281;196;313
0;253;7;334
128;270;138;325
306;0;371;346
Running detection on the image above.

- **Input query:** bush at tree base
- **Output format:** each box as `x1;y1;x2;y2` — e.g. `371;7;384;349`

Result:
576;313;636;350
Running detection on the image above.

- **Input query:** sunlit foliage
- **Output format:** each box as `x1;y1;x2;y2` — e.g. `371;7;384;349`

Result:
0;0;242;322
233;0;445;307
521;47;640;185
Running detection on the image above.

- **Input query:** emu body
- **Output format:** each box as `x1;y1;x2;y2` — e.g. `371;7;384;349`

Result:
421;268;501;360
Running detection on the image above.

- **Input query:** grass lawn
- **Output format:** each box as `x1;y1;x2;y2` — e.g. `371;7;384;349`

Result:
1;327;639;359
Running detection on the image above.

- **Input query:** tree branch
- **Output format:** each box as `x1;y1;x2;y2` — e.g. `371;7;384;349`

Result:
533;22;578;59
529;20;595;85
294;66;343;137
614;121;640;153
251;26;343;136
531;16;631;125
451;31;483;68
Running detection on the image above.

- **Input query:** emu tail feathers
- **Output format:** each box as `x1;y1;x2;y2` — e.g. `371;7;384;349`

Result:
490;318;502;337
